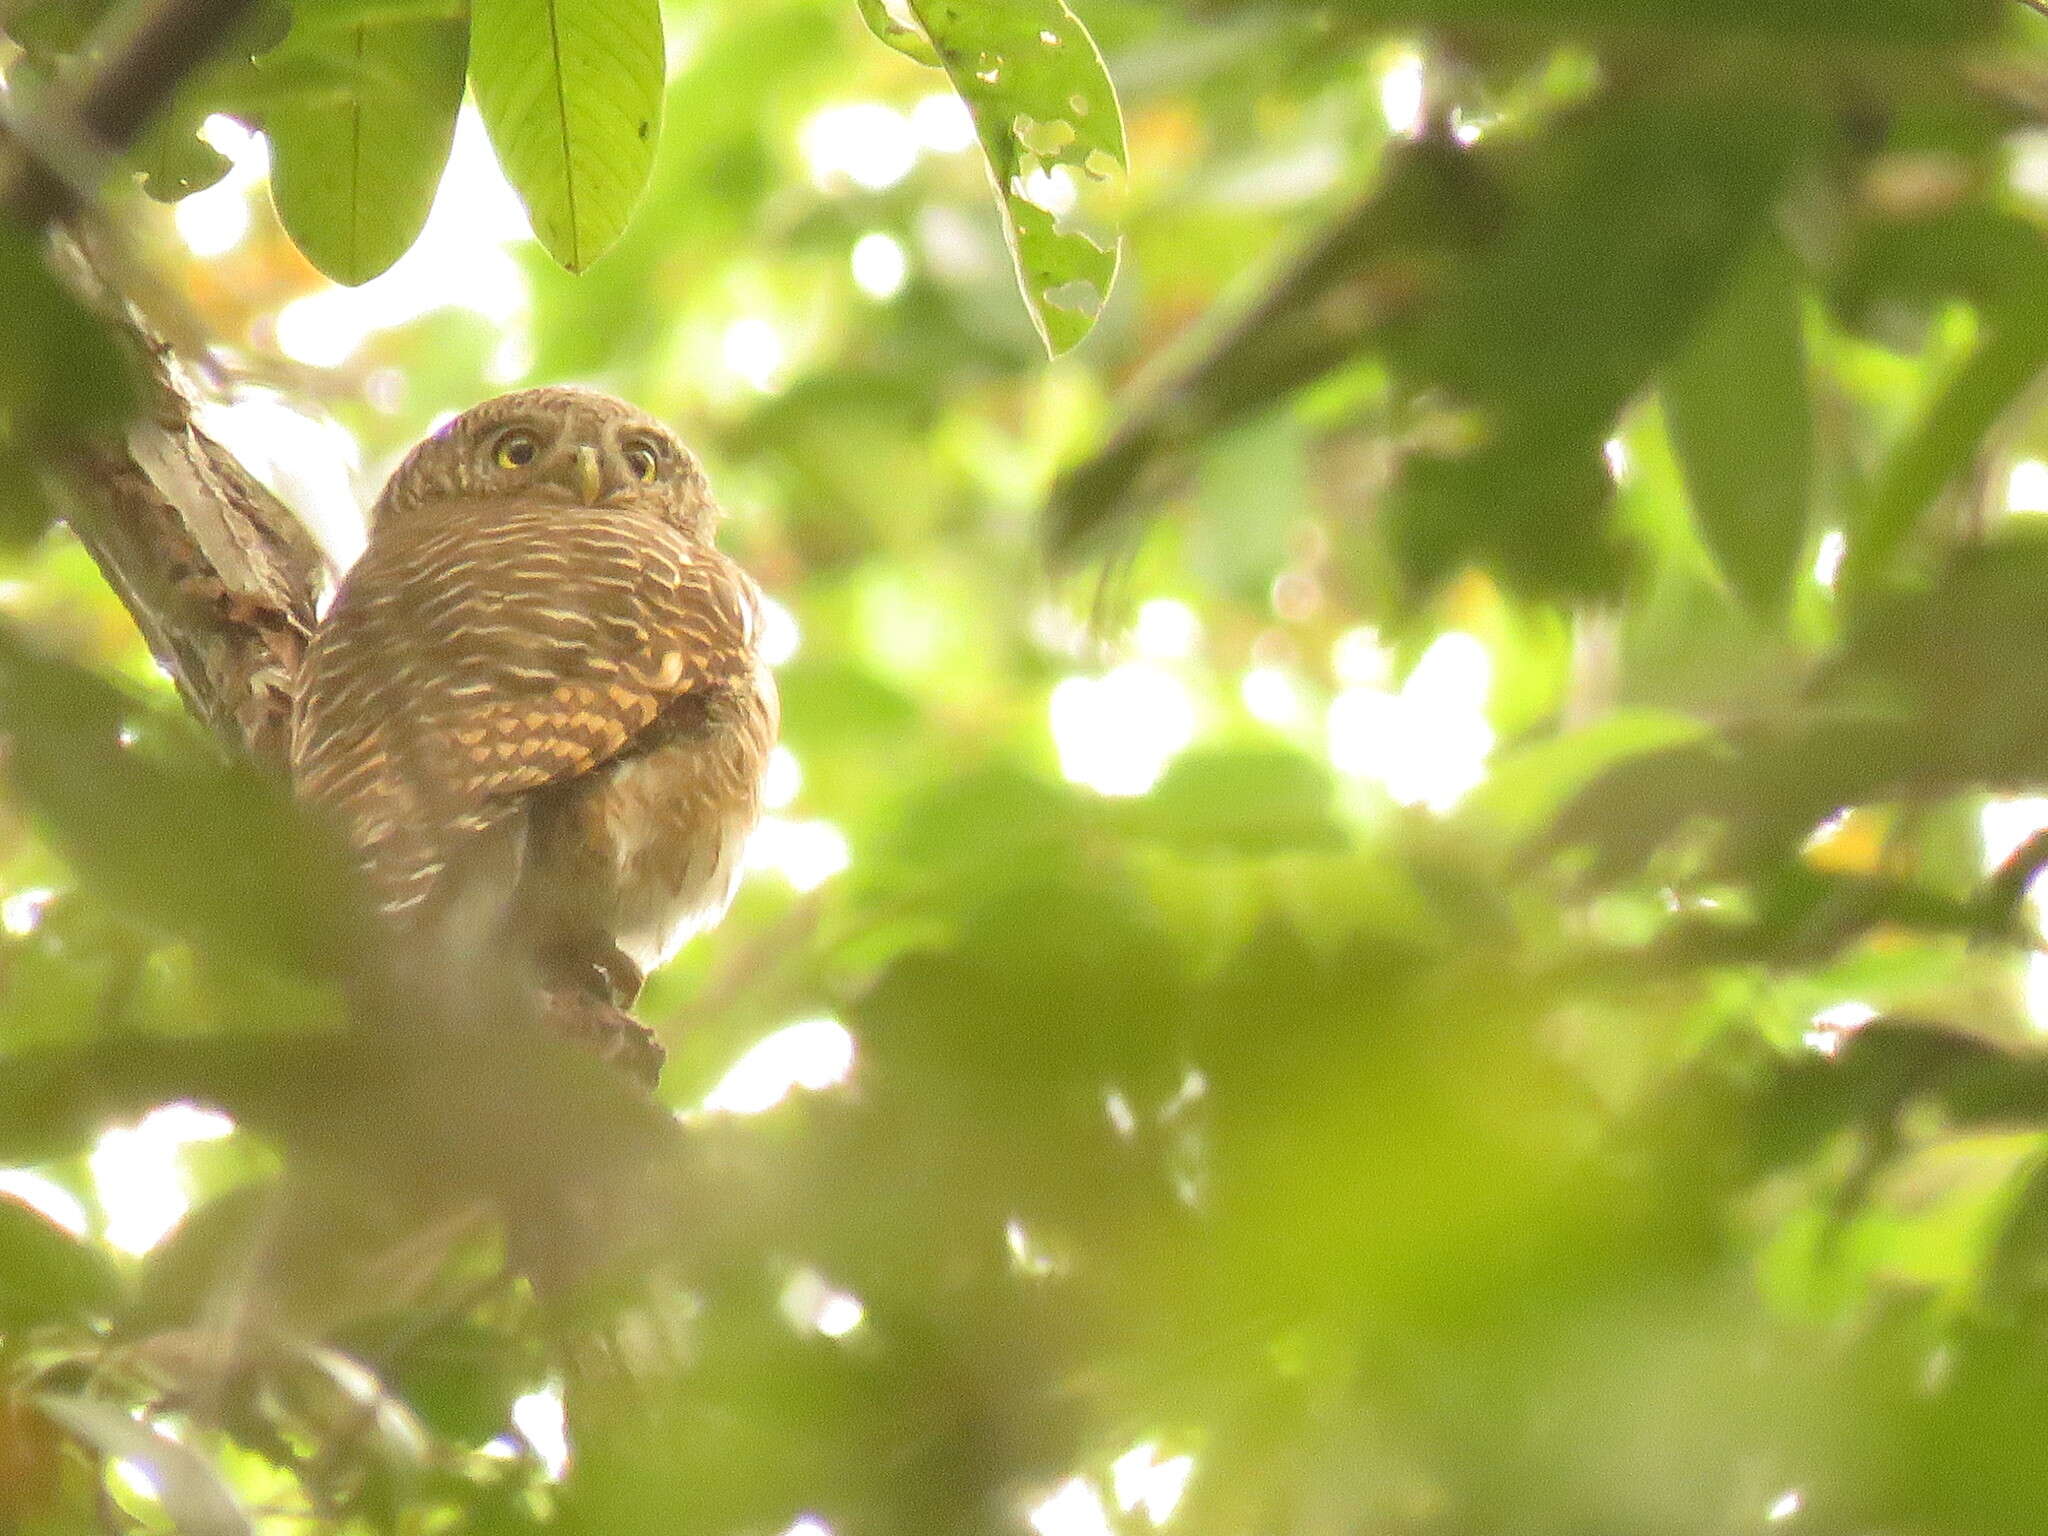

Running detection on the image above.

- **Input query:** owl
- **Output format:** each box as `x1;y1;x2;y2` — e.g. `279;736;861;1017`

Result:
290;387;777;1064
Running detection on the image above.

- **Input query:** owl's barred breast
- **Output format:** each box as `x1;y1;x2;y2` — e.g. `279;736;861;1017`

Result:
290;488;777;994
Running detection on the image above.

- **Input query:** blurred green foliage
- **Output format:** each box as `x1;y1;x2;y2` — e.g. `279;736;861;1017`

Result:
13;0;2048;1532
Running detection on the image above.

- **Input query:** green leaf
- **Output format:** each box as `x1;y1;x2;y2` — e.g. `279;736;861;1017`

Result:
1825;209;2048;603
1236;0;1995;40
1;0;115;56
855;875;1185;1091
131;114;233;203
1045;82;1807;579
1189;409;1307;605
120;3;294;199
1384;92;1809;600
265;13;468;284
856;0;940;66
0;226;136;437
1663;234;1812;624
1831;530;2048;769
1121;746;1344;856
1463;708;1710;852
0;623;364;979
0;428;57;551
0;1196;120;1329
1840;311;2048;608
907;0;1126;356
469;0;663;273
288;0;466;24
127;1184;279;1332
378;1317;537;1444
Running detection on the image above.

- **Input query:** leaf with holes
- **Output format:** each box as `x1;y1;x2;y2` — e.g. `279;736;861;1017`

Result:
907;0;1126;356
265;13;468;285
469;0;663;273
132;112;232;203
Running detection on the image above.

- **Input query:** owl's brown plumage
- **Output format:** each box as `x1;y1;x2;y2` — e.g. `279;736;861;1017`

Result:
291;387;777;1035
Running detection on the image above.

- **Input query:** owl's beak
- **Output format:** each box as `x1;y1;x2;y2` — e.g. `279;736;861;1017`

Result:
576;444;603;505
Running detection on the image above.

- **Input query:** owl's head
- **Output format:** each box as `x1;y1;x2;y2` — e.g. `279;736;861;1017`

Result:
369;386;718;538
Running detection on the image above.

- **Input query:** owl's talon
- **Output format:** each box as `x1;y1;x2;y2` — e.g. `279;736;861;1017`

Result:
541;988;664;1087
593;948;644;1009
541;941;643;1009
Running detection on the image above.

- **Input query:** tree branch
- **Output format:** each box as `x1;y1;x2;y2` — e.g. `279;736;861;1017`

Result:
2;0;325;770
52;299;324;768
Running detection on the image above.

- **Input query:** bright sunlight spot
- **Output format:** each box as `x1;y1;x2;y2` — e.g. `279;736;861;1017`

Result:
700;1017;856;1116
511;1385;569;1481
746;816;851;891
172;115;264;257
783;1520;835;1536
1813;529;1847;590
1326;630;1494;813
1380;51;1426;136
1977;797;2048;1028
197;391;367;571
89;1103;235;1256
801;102;919;190
1029;1477;1116;1536
112;1457;161;1503
1112;1443;1196;1526
1767;1490;1804;1522
0;1169;89;1235
2011;130;2048;203
2;885;53;936
1133;598;1201;660
763;745;803;811
912;92;978;153
760;594;802;667
2010;459;2048;514
1005;1217;1063;1278
1330;625;1392;688
1015;164;1079;219
723;316;789;393
1240;665;1309;728
1980;796;2048;874
1803;1000;1877;1057
851;231;910;299
780;1267;867;1339
2024;952;2048;1037
1050;663;1199;797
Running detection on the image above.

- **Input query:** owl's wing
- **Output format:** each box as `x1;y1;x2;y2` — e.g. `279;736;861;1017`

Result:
292;505;761;919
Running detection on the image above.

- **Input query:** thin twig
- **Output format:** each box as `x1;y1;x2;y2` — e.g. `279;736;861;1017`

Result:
1984;826;2048;930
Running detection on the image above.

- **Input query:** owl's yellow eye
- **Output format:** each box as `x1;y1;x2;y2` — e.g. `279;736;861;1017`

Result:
493;430;540;470
622;439;660;483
